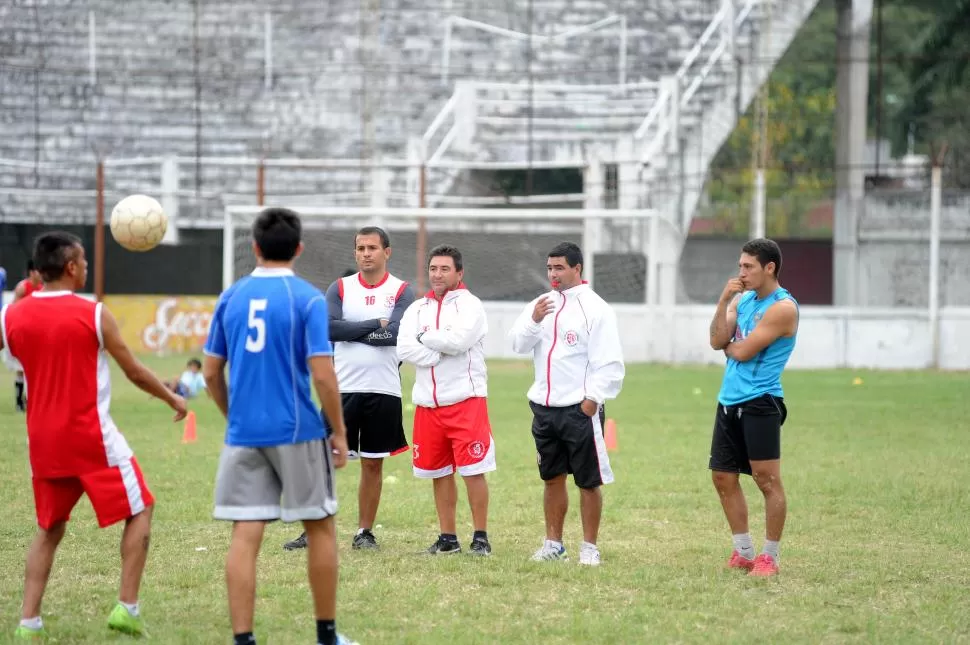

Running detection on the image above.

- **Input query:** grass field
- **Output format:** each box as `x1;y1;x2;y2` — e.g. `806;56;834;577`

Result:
0;356;967;644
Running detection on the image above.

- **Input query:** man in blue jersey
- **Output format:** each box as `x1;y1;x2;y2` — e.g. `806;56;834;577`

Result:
202;207;357;645
708;238;798;578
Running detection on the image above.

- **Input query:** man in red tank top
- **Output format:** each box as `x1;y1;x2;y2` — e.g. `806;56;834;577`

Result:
0;232;187;640
13;261;43;301
7;260;42;412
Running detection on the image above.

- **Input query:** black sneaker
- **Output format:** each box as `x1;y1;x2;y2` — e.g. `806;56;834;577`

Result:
283;532;307;551
469;536;492;556
352;529;379;550
426;535;461;555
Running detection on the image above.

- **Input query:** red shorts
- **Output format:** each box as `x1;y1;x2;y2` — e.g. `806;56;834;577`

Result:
32;457;155;530
412;397;496;478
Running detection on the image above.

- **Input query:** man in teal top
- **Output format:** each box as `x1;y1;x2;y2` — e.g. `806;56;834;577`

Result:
708;238;799;578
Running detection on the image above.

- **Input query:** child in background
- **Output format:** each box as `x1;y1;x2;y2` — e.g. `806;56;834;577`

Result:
165;358;208;399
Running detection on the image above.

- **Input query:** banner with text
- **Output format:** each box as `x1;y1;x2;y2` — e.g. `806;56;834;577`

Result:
105;295;216;354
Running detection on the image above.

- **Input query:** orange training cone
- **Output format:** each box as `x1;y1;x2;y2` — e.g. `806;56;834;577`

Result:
604;418;617;452
181;410;197;444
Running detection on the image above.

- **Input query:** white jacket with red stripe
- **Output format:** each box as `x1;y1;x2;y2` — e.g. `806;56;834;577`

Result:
509;283;625;408
397;285;488;408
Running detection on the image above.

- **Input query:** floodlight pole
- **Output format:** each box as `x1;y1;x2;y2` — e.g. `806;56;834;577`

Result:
94;159;105;302
928;149;945;369
417;163;428;293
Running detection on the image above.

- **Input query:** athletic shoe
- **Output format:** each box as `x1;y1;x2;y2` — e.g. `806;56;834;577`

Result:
283;532;307;551
726;550;755;571
336;634;360;645
531;543;568;561
352;529;379;550
13;625;45;640
578;543;601;567
107;603;144;636
469;536;492;556
748;553;780;577
426;535;461;555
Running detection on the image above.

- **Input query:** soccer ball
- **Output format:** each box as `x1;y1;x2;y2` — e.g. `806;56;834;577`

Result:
110;194;168;252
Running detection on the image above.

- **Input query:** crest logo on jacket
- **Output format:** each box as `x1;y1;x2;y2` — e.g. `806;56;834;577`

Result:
563;330;579;347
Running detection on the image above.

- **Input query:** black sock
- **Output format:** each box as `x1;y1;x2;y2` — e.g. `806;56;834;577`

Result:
440;533;458;543
15;381;23;406
233;632;256;645
317;619;336;645
473;530;488;541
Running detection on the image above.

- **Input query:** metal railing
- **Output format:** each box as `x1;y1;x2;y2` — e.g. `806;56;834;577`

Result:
440;15;628;87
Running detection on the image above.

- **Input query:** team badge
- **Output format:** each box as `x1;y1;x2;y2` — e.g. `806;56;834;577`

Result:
467;441;485;459
563;330;579;346
385;294;396;308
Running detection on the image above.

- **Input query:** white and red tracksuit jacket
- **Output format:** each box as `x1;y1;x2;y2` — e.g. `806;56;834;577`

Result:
509;282;625;408
397;284;488;408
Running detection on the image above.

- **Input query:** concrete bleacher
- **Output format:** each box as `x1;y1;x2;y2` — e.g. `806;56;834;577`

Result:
0;0;727;220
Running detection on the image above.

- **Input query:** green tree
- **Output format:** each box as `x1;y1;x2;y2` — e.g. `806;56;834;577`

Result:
895;0;970;184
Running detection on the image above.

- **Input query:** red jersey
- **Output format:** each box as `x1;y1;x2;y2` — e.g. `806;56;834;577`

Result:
17;279;42;298
1;291;132;478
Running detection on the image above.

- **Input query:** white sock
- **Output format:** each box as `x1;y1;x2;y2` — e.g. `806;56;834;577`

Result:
581;541;598;552
732;533;755;559
544;539;563;551
763;540;780;562
120;601;140;617
20;617;43;630
356;527;367;536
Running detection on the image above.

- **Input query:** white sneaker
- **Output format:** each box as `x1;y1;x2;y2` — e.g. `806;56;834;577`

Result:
530;543;568;561
579;544;601;566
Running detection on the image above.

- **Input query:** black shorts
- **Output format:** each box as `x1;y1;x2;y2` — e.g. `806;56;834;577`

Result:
708;393;787;475
340;393;408;459
530;401;614;489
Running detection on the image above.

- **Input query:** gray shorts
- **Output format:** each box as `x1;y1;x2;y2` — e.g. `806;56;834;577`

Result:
212;438;337;523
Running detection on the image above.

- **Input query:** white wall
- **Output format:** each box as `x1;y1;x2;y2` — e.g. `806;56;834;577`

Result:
483;302;970;370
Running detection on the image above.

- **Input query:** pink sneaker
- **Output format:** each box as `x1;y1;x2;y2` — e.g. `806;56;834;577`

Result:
726;550;755;571
748;553;779;577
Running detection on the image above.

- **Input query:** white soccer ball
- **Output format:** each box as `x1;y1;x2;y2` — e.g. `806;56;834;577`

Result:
110;194;168;252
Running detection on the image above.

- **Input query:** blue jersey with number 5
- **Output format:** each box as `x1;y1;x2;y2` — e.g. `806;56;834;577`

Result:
204;267;332;447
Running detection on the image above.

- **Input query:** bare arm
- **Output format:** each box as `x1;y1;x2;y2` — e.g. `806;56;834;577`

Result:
102;306;186;420
309;355;346;435
202;355;228;418
309;355;348;468
724;300;798;363
359;284;416;347
710;294;741;350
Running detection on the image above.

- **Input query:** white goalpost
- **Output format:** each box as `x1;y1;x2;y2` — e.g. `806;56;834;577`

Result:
222;205;676;305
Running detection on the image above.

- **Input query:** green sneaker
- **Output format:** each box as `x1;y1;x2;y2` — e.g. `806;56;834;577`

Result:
14;625;45;640
107;603;144;636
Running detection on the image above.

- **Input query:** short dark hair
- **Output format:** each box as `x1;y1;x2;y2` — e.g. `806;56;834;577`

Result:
355;226;390;249
32;232;83;282
26;260;35;272
741;238;783;278
187;358;202;369
548;242;584;271
428;244;463;271
252;207;302;262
